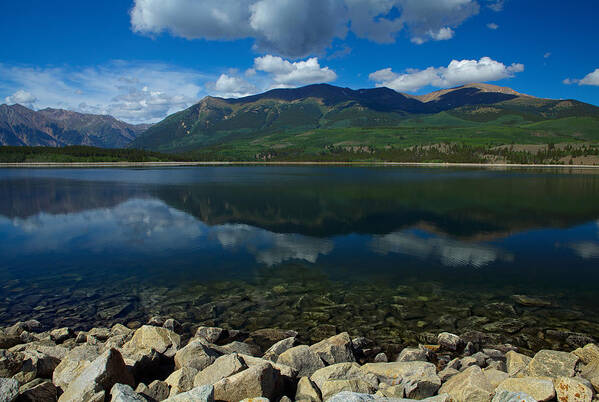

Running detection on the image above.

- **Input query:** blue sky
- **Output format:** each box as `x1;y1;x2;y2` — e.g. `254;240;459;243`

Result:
0;0;597;123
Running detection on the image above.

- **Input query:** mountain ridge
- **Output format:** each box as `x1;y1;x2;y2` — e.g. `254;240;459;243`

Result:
131;82;599;156
0;104;150;148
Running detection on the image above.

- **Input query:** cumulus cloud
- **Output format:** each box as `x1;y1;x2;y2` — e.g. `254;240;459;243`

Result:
0;62;206;123
207;55;337;98
4;89;38;108
130;0;481;57
564;69;599;86
487;22;499;30
254;55;337;87
369;56;524;92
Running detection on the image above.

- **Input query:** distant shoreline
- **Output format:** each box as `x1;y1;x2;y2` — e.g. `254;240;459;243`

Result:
1;161;599;169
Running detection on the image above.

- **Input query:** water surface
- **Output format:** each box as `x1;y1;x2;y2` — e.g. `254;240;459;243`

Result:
1;166;598;351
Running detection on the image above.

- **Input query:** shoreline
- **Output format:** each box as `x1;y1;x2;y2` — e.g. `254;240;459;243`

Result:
1;161;599;168
2;318;597;401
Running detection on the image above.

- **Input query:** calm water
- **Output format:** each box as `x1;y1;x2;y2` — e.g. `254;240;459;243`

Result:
1;166;599;351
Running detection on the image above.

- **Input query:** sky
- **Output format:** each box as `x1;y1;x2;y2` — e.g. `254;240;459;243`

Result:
0;0;597;123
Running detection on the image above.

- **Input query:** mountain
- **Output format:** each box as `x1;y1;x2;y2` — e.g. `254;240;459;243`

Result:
0;104;150;148
131;83;599;158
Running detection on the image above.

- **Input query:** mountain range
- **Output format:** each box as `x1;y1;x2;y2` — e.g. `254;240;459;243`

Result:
2;83;598;155
131;83;599;157
0;104;149;148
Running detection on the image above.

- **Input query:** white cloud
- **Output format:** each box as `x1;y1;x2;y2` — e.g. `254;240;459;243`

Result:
4;90;38;108
254;55;337;87
544;52;551;59
563;69;599;87
130;0;481;57
0;61;206;123
369;56;524;92
211;74;257;98
487;22;499;30
487;0;504;11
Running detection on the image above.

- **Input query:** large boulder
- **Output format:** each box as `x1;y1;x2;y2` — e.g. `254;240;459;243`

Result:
321;379;376;401
16;379;57;402
0;378;19;402
438;332;463;351
482;368;508;388
360;361;440;399
163;385;214;402
439;366;495;402
527;350;579;378
58;348;134;402
491;389;536;402
174;340;221;372
110;383;146;402
212;363;280;401
123;326;181;358
295;376;322;401
310;362;378;391
193;353;247;387
554;376;594;402
309;333;355;365
496;377;555;402
262;337;297;362
580;359;599;392
14;350;60;383
277;345;325;377
52;345;102;391
166;367;198;396
573;344;599;365
505;351;531;377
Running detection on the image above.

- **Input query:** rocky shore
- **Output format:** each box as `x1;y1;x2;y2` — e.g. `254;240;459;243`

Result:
1;318;598;402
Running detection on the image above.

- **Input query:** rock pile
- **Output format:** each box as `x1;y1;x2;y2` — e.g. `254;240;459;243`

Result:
1;320;598;401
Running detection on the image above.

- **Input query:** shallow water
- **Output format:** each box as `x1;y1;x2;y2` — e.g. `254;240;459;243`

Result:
1;166;598;351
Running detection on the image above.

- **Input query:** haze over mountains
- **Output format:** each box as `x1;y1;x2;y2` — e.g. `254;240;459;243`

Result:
0;104;150;148
2;83;598;152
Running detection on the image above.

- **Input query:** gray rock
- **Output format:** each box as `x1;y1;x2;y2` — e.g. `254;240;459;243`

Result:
50;328;73;344
374;353;388;363
239;398;269;402
14;350;61;384
279;396;292;402
219;341;260;357
17;379;57;402
460;356;479;370
295;376;322;402
174;340;221;371
247;328;298;352
195;327;226;344
123;325;181;359
6;321;41;337
321;379;376;401
163;319;182;335
58;348;134;402
310;333;355;365
140;380;169;401
438;366;495;402
574;344;599;365
163;385;214;402
311;362;378;391
482;368;508;388
262;337;297;362
527;350;579;378
445;358;461;371
505;351;531;377
496;377;555;401
213;363;280;401
0;329;23;350
491;389;536;402
0;378;19;402
110;383;146;402
278;345;325;378
581;359;599;392
396;348;427;363
193;353;247;387
438;367;459;382
555;376;594;402
0;350;24;378
87;327;111;342
52;344;102;391
360;361;440;399
438;332;463;351
165;367;198;396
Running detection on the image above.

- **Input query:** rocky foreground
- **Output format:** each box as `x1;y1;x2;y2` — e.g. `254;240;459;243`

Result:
1;318;598;402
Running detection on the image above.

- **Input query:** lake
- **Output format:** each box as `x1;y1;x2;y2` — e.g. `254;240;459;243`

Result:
1;166;598;352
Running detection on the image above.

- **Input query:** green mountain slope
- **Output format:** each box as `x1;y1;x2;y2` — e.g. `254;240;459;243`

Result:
131;83;599;160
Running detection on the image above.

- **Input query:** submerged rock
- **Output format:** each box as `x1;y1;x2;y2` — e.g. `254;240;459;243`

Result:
511;295;551;307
